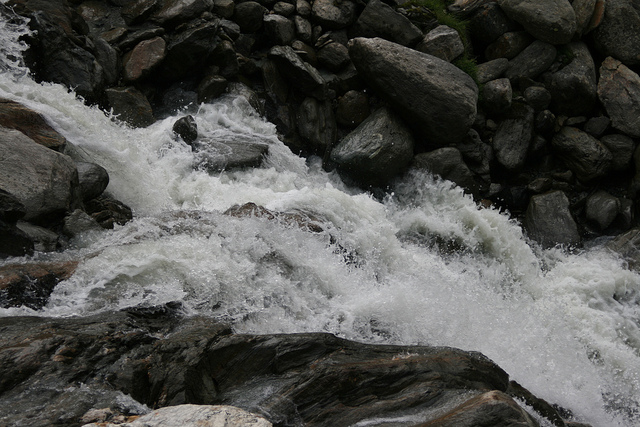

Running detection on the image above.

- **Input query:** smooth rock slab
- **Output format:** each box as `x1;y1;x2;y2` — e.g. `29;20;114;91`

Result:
597;57;640;137
348;37;478;145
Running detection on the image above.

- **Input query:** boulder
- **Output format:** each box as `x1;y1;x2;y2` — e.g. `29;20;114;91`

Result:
485;31;533;60
0;189;26;223
297;0;311;17
412;147;481;196
15;221;60;252
600;134;635;172
151;0;213;27
193;135;270;172
584;116;610;137
352;0;423;47
311;0;357;30
0;98;67;151
296;97;336;155
585;190;620;230
197;74;228;103
117;27;166;52
476;58;509;84
92;36;121;86
467;2;520;47
546;42;597;116
274;2;295;17
505;40;557;82
62;209;103;238
607;227;640;270
416;25;465;62
348;37;478;145
263;13;295;46
0;127;80;224
524;190;581;248
523;86;551;111
268;46;326;99
330;107;414;187
551;127;612;182
572;0;598;37
497;0;577;45
593;0;640;66
224;202;325;233
293;15;313;42
0;220;33;258
492;103;534;171
123;36;166;82
84;194;134;229
233;1;267;32
211;40;239;79
336;90;370;127
76;161;110;202
316;42;350;72
597;57;640;138
173;115;198;144
482;78;512;114
122;0;160;25
105;87;155;128
213;0;234;19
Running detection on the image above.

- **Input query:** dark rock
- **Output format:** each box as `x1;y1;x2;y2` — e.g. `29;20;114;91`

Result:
297;0;312;17
505;41;557;82
0;98;67;151
291;39;317;66
233;1;267;33
123;36;166;82
498;0;577;45
597;57;640;138
585;190;620;230
584;116;610;137
524;86;551;111
173;115;198;144
413;147;481;196
263;13;295;45
546;42;597;116
268;45;326;99
76;161;109;202
193;136;270;172
535;110;556;136
317;42;350;72
551;127;612;182
573;0;598;37
213;0;234;19
485;31;533;61
348;37;478;146
293;15;313;43
84;194;134;229
468;2;519;47
330;107;414;187
219;19;240;40
476;58;508;84
224;202;325;233
0;260;78;309
524;190;581;248
0;189;26;223
416;25;465;62
296;97;336;155
482;78;512;114
492;103;534;171
159;85;199;116
606;227;640;271
211;40;239;79
311;0;357;30
0;127;80;224
117;27;166;52
15;221;60;252
62;208;103;237
336;90;370;127
151;0;213;27
273;1;295;17
105;86;156;128
0;220;33;259
352;0;423;47
227;83;264;116
122;0;159;26
593;0;640;67
600;134;635;172
197;74;228;103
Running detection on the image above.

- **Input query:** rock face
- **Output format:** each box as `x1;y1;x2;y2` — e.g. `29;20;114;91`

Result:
348;37;478;145
330;107;414;187
0;308;567;427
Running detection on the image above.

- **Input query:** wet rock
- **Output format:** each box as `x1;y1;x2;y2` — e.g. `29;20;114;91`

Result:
193;135;270;172
151;0;213;27
597;57;640;138
0;260;78;309
492;103;534;171
105;86;155;128
263;13;295;45
211;40;239;79
197;75;227;104
15;221;60;252
524;86;551;111
498;0;577;45
117;27;166;52
0;189;26;223
476;58;508;84
593;0;640;66
482;78;512;114
173;115;198;144
122;0;159;26
416;25;465;62
268;45;326;99
584;116;610;137
76;161;110;202
0;220;33;258
485;31;533;61
311;0;357;30
505;41;557;82
0;98;67;151
224;202;325;233
296;97;336;155
412;147;481;196
600;134;635;172
551;127;612;182
123;36;166;82
159;20;220;81
352;0;423;47
316;42;350;72
348;37;478;145
546;42;597;116
330;107;414;187
607;227;640;270
0;127;80;224
524;190;581;248
336;90;370;127
467;2;519;47
84;194;134;229
63;209;103;238
233;1;267;33
585;190;620;230
92;35;120;86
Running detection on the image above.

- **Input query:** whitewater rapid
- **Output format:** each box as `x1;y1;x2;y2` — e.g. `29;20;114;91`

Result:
1;7;639;426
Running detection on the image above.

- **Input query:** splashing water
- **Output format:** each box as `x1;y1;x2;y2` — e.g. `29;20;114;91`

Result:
1;8;639;427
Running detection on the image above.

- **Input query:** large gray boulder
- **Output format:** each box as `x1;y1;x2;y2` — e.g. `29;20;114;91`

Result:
330;107;414;187
593;0;640;66
497;0;577;45
505;41;557;81
492;103;534;171
268;46;326;99
105;86;156;128
297;98;336;155
0;127;80;224
352;0;423;47
123;36;166;82
416;25;465;62
524;191;581;248
597;57;640;138
311;0;357;29
348;37;478;145
151;0;213;27
551;127;612;182
412;147;481;196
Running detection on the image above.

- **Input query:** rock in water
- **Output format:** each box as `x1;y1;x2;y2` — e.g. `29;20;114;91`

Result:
524;190;581;248
498;0;577;45
348;37;478;145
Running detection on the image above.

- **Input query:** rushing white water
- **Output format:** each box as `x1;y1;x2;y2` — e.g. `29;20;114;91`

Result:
1;6;640;426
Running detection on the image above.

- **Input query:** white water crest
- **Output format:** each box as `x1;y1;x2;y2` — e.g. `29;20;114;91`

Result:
1;7;640;427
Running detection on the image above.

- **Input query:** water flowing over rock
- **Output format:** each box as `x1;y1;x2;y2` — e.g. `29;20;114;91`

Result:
348;37;478;146
105;86;155;128
597;57;640;137
330;107;414;187
0;98;67;151
497;0;577;45
412;147;481;197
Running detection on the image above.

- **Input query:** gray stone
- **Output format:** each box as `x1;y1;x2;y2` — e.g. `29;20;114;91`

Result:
416;25;464;62
293;15;313;43
348;37;478;145
597;57;640;137
233;1;267;32
336;90;370;127
159;21;220;81
551;127;612;182
476;58;508;84
585;190;620;230
505;41;557;81
524;190;581;248
173;115;198;145
122;0;160;25
123;36;166;82
0;99;67;151
296;0;311;17
296;98;336;154
546;42;597;116
268;45;326;99
572;0;597;36
524;86;551;111
482;78;512;114
607;227;640;270
92;36;120;86
105;87;155;128
600;134;635;171
263;14;295;45
15;221;60;252
0;189;26;223
485;31;533;60
330;107;414;187
317;42;350;72
352;0;423;47
492;103;534;171
0;220;33;258
63;209;102;238
584;116;610;137
467;2;519;46
0;127;80;223
311;0;357;30
213;0;234;19
274;2;296;17
593;0;640;66
412;147;481;196
151;0;213;27
194;135;270;172
498;0;577;44
76;162;109;202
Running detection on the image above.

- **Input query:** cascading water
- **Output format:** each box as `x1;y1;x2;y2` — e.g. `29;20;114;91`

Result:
1;5;639;426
